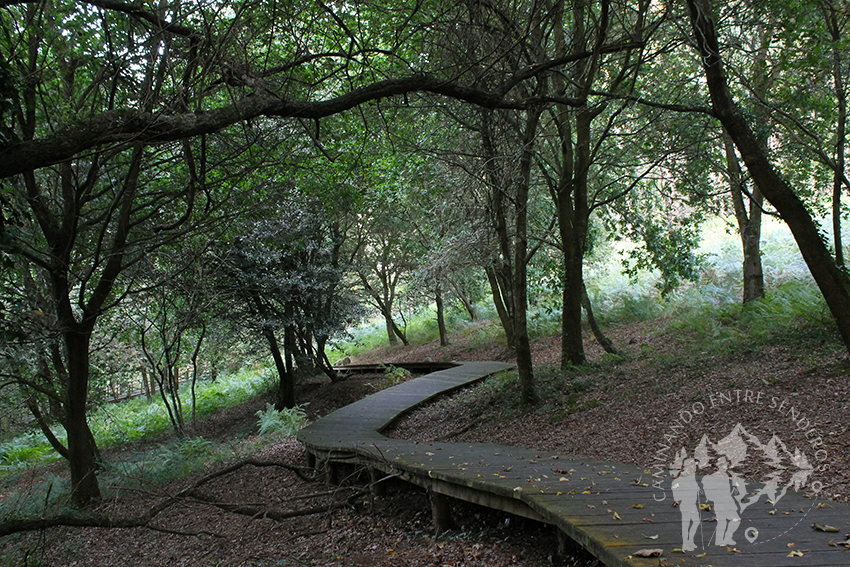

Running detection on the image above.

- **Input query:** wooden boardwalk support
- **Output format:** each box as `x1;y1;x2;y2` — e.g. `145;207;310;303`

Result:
298;362;850;567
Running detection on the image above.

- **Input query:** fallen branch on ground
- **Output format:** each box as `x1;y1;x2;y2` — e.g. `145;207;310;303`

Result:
0;458;320;538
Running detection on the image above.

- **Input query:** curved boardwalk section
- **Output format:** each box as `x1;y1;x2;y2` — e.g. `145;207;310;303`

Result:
298;362;850;567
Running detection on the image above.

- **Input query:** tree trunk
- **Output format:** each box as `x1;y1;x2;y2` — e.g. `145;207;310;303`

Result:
315;335;342;382
435;288;449;346
281;324;297;409
827;3;847;268
688;0;850;352
481;110;516;349
384;311;398;345
724;132;765;303
449;278;477;322
64;331;101;506
485;267;515;347
514;102;543;405
387;310;409;346
26;399;70;460
264;327;292;410
582;283;619;355
141;366;152;402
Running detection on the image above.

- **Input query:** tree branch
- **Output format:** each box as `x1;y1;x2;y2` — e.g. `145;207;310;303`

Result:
0;458;317;537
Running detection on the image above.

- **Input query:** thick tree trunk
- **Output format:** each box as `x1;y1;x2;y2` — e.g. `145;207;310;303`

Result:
561;245;586;366
65;331;101;506
688;0;850;352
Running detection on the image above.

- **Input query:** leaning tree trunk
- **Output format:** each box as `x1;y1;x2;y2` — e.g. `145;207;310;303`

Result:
314;335;343;382
582;283;619;355
385;308;409;346
688;0;850;352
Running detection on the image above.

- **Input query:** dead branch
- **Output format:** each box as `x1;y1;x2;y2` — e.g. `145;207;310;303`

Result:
187;489;340;521
0;458;318;538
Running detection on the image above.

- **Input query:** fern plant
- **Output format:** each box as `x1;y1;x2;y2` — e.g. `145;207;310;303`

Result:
255;403;308;437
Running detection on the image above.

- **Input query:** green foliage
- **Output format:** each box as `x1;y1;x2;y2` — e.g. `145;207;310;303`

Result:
674;281;834;355
0;366;273;472
0;433;57;468
255;403;308;437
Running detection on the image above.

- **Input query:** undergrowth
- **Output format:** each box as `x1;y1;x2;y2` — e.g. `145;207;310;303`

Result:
255;403;309;437
0;366;274;472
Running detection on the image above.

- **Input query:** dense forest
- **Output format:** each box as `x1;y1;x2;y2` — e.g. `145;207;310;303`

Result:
0;0;848;514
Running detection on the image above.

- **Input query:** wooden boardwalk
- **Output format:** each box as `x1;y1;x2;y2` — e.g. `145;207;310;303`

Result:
298;362;850;567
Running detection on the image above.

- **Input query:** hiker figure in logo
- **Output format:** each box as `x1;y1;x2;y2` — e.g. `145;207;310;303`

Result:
671;454;701;551
701;456;741;545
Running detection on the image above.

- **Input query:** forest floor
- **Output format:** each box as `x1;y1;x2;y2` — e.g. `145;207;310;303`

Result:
1;314;848;567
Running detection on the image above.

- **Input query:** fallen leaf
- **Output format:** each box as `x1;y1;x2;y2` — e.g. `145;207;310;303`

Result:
700;503;712;511
642;534;659;540
727;547;741;553
813;523;840;532
632;504;644;509
787;550;804;557
613;511;622;520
